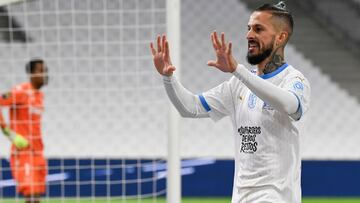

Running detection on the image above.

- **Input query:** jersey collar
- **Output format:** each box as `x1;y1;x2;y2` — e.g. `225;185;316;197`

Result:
258;63;289;79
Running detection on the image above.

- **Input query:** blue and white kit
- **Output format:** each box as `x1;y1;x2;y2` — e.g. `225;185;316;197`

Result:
163;63;311;203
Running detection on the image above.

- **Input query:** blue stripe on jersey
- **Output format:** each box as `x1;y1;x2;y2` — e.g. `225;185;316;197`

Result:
290;91;303;121
259;63;289;79
198;94;211;112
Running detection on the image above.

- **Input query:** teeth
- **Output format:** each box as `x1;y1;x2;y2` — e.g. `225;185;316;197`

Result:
248;41;258;47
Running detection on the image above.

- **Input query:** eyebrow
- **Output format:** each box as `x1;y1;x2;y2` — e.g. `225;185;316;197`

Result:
248;23;265;28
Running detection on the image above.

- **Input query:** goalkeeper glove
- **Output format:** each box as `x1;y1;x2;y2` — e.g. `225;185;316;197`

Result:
1;127;29;149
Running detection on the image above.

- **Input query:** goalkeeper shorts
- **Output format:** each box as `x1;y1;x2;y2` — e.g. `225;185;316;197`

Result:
10;153;47;196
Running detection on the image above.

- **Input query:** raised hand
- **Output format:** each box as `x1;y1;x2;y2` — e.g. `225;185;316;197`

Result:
150;35;176;76
207;32;238;73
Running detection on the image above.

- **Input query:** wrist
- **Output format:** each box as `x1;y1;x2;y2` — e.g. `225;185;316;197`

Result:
163;75;174;83
231;65;239;74
2;126;10;135
232;64;251;81
232;63;243;74
230;57;238;73
162;72;173;77
2;127;17;142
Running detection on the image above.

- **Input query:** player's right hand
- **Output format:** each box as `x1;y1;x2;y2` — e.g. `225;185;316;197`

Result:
150;35;176;76
2;127;29;149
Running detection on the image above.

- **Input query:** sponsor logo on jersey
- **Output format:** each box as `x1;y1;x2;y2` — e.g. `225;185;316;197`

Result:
238;126;261;154
247;93;257;109
295;76;305;82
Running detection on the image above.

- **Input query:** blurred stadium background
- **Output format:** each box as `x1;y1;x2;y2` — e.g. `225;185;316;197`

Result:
0;0;359;202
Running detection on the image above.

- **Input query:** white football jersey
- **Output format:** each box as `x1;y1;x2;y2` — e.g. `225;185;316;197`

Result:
201;64;311;203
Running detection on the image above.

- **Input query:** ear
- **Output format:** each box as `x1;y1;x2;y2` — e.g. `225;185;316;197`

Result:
276;31;288;46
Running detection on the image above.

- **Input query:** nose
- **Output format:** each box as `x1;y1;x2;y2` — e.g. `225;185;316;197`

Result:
246;29;255;40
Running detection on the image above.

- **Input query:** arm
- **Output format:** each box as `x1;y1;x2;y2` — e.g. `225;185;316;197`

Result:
0;112;7;129
0;93;12;129
0;92;29;149
163;75;209;118
207;32;300;118
232;64;298;115
150;35;210;118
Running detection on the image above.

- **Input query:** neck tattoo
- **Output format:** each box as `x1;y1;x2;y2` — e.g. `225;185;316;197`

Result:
264;53;285;74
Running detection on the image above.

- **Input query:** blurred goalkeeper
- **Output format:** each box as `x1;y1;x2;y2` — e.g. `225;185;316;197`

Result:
151;2;310;203
0;59;48;203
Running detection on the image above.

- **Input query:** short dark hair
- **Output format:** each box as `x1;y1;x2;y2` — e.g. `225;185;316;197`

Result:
255;1;294;36
26;58;44;74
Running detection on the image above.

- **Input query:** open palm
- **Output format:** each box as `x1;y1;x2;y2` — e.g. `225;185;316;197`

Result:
207;32;238;73
150;35;175;76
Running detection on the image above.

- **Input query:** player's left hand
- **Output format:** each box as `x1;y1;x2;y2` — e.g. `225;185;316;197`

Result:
207;31;238;73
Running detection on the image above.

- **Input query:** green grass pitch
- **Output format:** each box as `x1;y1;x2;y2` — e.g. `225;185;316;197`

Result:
2;197;360;203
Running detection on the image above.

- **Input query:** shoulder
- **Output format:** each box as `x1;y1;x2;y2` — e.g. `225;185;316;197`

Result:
12;83;30;92
283;65;307;80
10;83;31;98
282;65;311;101
37;91;44;99
280;65;310;86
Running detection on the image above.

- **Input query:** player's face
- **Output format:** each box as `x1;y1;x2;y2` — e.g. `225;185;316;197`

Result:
246;11;277;65
31;63;49;89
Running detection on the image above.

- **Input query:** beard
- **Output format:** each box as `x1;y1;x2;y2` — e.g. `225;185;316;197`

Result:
246;39;274;65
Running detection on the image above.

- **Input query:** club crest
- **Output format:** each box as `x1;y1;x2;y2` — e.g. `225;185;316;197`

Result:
293;81;304;91
248;93;257;109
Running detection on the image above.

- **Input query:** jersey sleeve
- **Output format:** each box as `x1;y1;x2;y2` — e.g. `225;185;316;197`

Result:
0;88;27;107
282;73;311;121
201;76;237;121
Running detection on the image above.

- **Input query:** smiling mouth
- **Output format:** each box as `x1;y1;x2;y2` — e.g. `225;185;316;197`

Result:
248;40;259;51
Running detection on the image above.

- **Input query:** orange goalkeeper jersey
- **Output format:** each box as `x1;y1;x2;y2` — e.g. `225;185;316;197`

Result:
0;83;44;154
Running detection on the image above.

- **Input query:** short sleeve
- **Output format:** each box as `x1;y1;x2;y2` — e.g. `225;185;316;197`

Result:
283;73;311;121
201;76;238;121
0;88;27;106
